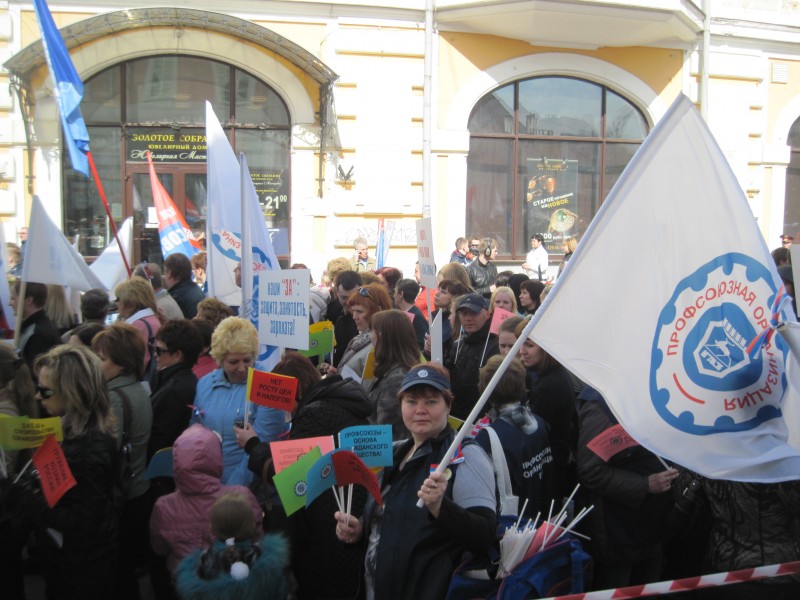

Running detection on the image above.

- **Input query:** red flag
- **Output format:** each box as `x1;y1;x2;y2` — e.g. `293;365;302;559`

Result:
331;450;382;506
32;435;77;508
586;424;639;462
247;368;298;412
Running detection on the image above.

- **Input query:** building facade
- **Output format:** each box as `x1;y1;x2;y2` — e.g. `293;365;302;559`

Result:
1;0;800;278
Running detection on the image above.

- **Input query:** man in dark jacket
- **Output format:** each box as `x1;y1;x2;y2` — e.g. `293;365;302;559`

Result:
466;238;499;298
331;270;362;368
444;293;499;420
10;281;61;371
163;253;206;319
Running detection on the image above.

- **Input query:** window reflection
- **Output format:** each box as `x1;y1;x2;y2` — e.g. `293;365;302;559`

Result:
468;77;647;260
64;56;291;263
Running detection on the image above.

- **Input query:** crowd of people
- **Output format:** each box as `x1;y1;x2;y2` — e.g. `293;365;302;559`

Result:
0;231;798;600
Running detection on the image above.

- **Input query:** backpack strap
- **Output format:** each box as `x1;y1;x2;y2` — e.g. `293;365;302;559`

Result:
115;386;133;446
485;426;519;516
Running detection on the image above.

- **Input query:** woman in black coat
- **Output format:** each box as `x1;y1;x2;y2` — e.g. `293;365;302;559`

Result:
148;320;203;461
11;345;118;600
516;321;578;499
235;352;371;600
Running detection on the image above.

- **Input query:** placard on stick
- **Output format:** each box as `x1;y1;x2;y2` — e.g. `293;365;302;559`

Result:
246;368;298;412
0;416;63;449
257;269;311;349
32;435;76;508
270;436;335;473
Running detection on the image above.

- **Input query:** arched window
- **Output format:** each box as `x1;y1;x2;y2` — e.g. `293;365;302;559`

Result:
466;76;648;260
63;55;291;264
784;117;800;240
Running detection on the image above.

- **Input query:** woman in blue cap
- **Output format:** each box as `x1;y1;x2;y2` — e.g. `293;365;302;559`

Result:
334;362;497;600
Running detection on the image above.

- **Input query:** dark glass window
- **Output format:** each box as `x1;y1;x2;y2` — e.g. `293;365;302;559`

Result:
466;77;648;260
783;117;800;240
63;56;291;261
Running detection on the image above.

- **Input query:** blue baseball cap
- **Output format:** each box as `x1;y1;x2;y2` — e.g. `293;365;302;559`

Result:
399;365;451;393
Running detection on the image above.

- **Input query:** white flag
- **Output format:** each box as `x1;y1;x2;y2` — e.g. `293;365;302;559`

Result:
23;196;106;291
206;103;281;369
531;94;800;482
89;217;133;292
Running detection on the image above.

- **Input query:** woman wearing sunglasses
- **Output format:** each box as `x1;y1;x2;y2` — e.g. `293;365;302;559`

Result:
10;345;118;600
327;284;391;384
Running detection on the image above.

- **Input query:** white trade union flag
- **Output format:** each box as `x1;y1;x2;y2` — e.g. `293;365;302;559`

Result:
530;94;800;482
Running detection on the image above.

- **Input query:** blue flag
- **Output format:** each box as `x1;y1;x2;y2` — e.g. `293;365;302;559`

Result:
33;0;90;177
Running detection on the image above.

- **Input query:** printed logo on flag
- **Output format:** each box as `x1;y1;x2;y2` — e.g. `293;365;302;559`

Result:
650;253;787;435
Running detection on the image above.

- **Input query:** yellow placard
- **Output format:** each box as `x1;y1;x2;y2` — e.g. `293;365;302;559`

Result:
0;416;64;449
362;350;376;380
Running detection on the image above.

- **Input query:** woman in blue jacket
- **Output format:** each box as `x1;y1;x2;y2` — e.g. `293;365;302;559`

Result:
192;317;284;486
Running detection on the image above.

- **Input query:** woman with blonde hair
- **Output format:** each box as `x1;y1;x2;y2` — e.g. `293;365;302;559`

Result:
45;284;77;335
437;262;473;291
191;317;284;485
490;285;518;315
115;276;163;371
9;345;118;599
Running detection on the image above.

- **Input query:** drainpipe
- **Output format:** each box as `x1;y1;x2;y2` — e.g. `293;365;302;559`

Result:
700;0;710;121
422;0;433;218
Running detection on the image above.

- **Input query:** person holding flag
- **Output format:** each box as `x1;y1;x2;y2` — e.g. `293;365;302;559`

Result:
5;345;118;600
334;363;497;600
234;352;372;600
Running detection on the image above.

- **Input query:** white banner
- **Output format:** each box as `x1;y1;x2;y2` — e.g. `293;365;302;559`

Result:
530;94;800;482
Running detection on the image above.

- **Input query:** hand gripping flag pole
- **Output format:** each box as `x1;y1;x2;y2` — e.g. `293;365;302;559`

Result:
416;315;537;508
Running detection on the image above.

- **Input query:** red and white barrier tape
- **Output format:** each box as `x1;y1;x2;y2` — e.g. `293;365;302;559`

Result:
543;560;800;599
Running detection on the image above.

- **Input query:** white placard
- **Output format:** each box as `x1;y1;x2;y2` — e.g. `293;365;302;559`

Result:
416;217;438;289
258;269;311;350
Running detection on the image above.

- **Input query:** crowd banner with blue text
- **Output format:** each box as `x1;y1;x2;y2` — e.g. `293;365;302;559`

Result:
147;152;201;260
23;196;106;292
206;102;244;307
32;0;90;177
257;269;311;350
528;94;800;482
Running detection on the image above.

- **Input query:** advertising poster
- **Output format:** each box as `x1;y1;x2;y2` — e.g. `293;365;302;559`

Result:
525;158;579;254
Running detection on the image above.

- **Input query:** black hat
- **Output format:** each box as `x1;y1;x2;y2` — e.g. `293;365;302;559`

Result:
456;293;489;313
781;234;794;242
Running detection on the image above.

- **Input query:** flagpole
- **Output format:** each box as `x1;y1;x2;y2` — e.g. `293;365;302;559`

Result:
87;151;131;277
416;315;537;508
13;279;27;349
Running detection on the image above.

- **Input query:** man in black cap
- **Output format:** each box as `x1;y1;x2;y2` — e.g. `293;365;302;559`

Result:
444;292;499;420
780;234;794;248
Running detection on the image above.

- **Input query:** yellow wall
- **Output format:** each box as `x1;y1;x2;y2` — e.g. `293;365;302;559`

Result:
438;31;683;117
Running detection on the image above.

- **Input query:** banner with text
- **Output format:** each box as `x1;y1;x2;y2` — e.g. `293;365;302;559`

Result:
0;416;63;449
257;269;311;349
337;425;393;468
246;369;298;412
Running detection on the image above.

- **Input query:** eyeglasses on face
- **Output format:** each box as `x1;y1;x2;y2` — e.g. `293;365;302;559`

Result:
154;346;175;356
36;384;55;398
